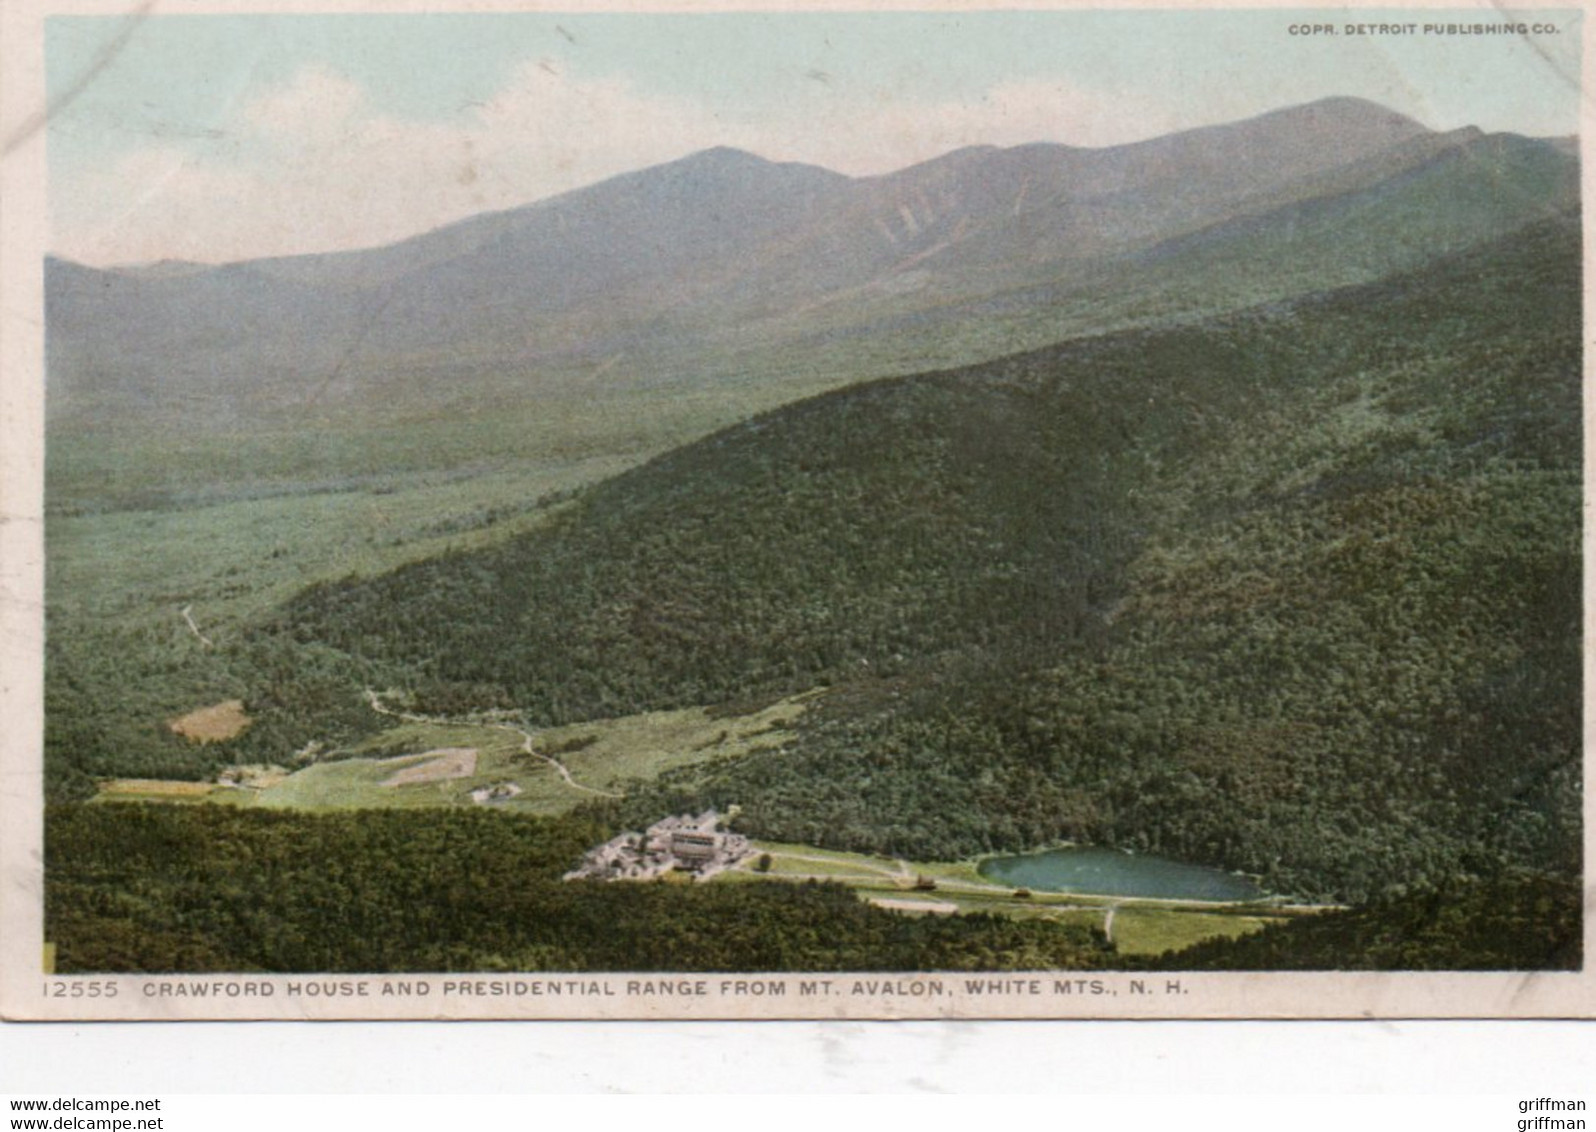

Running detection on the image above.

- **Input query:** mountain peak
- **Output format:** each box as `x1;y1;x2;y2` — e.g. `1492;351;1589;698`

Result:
1253;96;1430;138
676;145;774;169
664;145;850;186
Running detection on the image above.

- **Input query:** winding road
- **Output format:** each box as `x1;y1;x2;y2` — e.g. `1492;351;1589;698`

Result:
179;604;214;649
363;689;622;798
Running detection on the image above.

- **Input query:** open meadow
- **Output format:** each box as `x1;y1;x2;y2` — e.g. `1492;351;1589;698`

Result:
92;693;812;815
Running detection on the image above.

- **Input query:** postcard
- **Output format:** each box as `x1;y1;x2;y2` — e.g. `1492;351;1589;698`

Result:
1;0;1589;1020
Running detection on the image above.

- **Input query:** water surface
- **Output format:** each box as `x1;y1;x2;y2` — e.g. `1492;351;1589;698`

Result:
978;846;1263;901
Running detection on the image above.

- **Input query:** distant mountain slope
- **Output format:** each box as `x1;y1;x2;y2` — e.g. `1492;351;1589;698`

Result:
746;126;1577;387
45;146;853;417
720;96;1435;300
46;98;1577;433
275;214;1580;902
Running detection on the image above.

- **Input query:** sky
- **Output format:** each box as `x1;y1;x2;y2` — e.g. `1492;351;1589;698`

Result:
46;9;1583;266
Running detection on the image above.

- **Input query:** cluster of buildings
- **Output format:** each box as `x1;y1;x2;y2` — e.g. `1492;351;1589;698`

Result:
565;811;751;882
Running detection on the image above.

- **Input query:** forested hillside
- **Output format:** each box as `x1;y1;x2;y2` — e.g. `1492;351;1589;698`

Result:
270;215;1581;904
45;805;1109;973
44;805;1576;973
1154;872;1581;971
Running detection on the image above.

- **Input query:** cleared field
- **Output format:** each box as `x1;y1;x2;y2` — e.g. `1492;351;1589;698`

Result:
760;854;895;881
98;779;219;800
1106;907;1273;957
544;694;809;794
870;897;959;915
168;700;251;743
95;693;815;815
740;841;905;881
381;748;477;786
94;779;256;809
255;725;543;811
250;754;498;809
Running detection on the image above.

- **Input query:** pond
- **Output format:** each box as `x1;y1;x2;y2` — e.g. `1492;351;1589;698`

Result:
977;846;1264;902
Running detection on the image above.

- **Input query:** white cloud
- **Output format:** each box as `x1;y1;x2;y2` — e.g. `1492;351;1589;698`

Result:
468;60;734;193
241;63;368;144
54;62;740;265
51;62;1186;266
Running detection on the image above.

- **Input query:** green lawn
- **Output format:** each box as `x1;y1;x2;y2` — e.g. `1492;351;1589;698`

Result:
749;841;906;879
92;693;817;816
1107;907;1274;957
549;695;809;794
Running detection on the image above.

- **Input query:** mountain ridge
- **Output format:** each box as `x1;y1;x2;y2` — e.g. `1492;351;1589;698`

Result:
48;95;1432;274
45;96;1579;512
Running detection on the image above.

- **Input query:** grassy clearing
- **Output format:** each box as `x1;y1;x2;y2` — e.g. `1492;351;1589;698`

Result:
741;840;905;880
92;693;815;815
93;780;255;808
868;897;959;915
548;694;808;794
760;853;897;881
98;779;219;800
378;748;478;786
168;700;251;743
1108;907;1273;957
250;749;508;810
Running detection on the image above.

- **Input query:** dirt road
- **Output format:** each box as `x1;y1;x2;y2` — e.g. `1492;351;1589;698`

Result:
363;689;621;798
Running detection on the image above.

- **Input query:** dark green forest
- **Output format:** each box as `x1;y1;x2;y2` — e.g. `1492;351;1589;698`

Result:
1151;871;1581;971
45;805;1109;973
263;216;1581;904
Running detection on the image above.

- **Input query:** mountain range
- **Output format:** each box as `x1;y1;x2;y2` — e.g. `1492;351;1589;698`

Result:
46;96;1577;431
